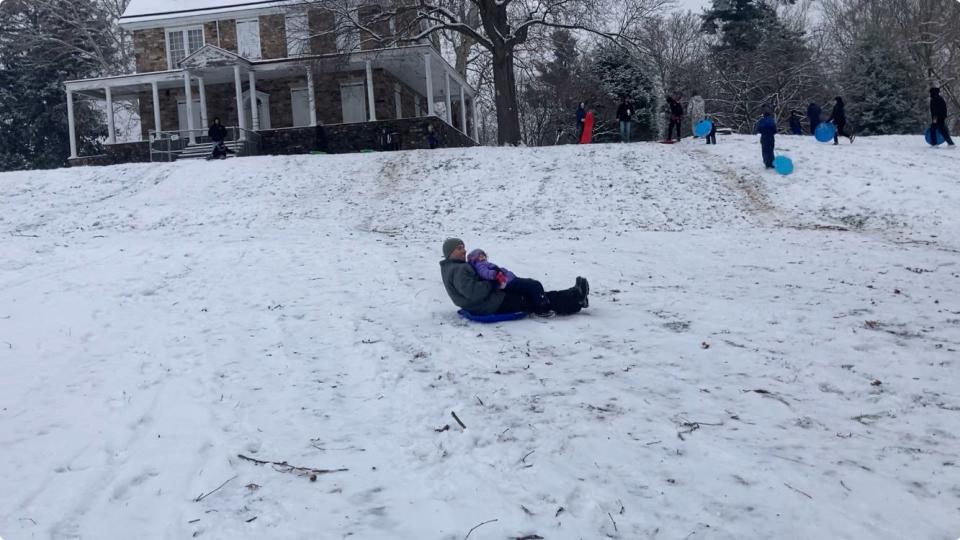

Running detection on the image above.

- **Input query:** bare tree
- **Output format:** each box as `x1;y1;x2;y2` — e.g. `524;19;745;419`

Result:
302;0;672;145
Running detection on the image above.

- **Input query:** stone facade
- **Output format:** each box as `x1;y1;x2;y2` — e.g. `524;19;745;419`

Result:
308;10;337;54
258;116;475;155
218;20;238;53
133;28;167;73
260;14;287;59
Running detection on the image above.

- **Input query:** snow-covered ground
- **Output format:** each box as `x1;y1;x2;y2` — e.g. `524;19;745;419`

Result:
1;135;958;539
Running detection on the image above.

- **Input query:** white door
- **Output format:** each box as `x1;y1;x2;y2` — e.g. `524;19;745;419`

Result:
177;98;202;134
341;82;366;123
291;87;311;127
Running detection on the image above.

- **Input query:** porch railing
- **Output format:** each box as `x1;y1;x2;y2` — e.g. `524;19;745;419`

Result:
148;127;261;162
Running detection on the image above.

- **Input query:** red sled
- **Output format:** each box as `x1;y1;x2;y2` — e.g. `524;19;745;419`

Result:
580;111;594;144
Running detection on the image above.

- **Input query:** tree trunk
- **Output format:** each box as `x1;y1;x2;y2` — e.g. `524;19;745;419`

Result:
492;50;521;145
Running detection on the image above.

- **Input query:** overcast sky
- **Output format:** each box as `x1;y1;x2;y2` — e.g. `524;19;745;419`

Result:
674;0;712;14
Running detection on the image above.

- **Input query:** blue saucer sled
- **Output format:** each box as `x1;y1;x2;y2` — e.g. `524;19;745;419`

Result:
773;155;794;175
815;123;836;143
458;309;527;323
694;120;713;138
925;127;945;146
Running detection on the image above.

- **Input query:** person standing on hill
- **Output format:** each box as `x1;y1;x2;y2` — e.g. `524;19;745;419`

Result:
688;92;706;137
806;102;821;136
616;97;633;143
755;109;777;169
667;94;684;141
207;117;234;159
827;96;854;145
929;87;956;147
576;102;587;142
789;110;803;135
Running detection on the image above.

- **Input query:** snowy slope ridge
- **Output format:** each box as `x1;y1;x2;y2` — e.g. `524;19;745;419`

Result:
1;137;958;540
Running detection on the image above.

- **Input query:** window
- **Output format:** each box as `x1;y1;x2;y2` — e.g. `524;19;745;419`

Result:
166;26;205;69
285;12;310;56
236;19;262;59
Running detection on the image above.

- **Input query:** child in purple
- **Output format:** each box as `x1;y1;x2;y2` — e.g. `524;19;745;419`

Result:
468;249;552;313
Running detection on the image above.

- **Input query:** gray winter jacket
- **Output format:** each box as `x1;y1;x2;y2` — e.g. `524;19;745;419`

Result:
439;258;505;314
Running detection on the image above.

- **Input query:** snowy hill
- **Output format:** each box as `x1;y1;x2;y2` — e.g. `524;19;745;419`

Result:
1;136;958;539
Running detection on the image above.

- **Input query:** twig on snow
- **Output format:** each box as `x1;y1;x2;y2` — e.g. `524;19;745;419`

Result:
520;450;535;464
607;512;618;532
194;474;238;502
784;482;813;499
475;395;484;406
840;480;851;492
237;454;347;481
245;516;258;523
451;411;467;429
464;518;498;540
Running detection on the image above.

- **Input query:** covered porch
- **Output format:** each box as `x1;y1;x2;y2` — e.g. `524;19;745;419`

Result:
64;45;480;162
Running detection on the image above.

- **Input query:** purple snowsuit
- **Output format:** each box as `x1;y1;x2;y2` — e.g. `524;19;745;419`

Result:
468;249;516;285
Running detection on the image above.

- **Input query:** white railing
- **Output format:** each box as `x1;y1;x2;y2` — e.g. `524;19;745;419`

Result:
148;127;260;162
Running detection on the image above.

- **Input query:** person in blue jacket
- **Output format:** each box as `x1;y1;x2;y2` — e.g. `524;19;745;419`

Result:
806;102;821;136
755;109;777;169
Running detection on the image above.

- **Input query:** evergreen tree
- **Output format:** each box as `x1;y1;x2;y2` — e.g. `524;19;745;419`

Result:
589;44;657;142
522;30;591;145
843;32;924;135
0;0;116;171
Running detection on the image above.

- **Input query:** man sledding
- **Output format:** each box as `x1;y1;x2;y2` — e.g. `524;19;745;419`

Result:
438;238;590;318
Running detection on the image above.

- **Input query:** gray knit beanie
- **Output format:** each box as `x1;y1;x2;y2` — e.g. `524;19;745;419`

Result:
442;238;464;259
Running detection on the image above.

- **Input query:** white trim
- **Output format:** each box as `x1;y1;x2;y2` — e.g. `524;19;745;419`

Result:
365;60;376;122
234;65;246;140
198;77;208;129
120;3;288;31
394;83;402;119
165;24;205;70
444;71;452;125
460;84;467;133
151;81;161;134
306;68;317;126
248;71;259;129
105;86;116;144
66;90;77;158
424;53;434;116
183;70;195;143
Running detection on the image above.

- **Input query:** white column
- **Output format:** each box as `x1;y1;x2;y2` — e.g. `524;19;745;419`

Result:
234;65;246;140
424;53;434;116
248;70;259;131
306;67;317;127
105;86;116;144
444;71;452;126
459;84;467;133
151;81;161;136
472;96;480;141
198;77;208;130
66;90;77;158
365;60;376;122
183;70;195;143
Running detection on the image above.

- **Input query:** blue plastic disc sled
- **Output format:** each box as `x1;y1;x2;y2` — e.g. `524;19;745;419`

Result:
773;155;794;175
815;123;836;143
694;120;713;138
925;127;945;146
457;309;527;323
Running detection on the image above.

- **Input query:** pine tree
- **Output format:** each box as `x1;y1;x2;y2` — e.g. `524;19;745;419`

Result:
589;44;657;141
843;32;924;135
0;0;117;171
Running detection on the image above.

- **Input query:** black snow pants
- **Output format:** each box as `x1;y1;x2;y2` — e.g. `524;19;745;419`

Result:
761;135;775;168
931;119;955;146
497;284;583;315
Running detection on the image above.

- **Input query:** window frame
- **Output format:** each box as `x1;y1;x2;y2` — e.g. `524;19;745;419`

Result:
235;18;263;60
165;24;205;69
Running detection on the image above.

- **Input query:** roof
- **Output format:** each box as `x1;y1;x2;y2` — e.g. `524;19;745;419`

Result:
120;0;293;27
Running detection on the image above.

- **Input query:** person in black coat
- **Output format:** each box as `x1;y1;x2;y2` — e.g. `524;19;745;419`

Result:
789;110;803;135
667;94;684;141
929;87;956;146
827;97;854;145
806;102;821;136
207;117;235;159
575;102;587;142
616;97;633;143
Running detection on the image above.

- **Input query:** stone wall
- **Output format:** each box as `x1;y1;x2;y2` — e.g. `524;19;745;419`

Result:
134;28;167;72
69;142;151;167
260;14;287;59
308;9;338;54
218;20;238;53
258;116;475;155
